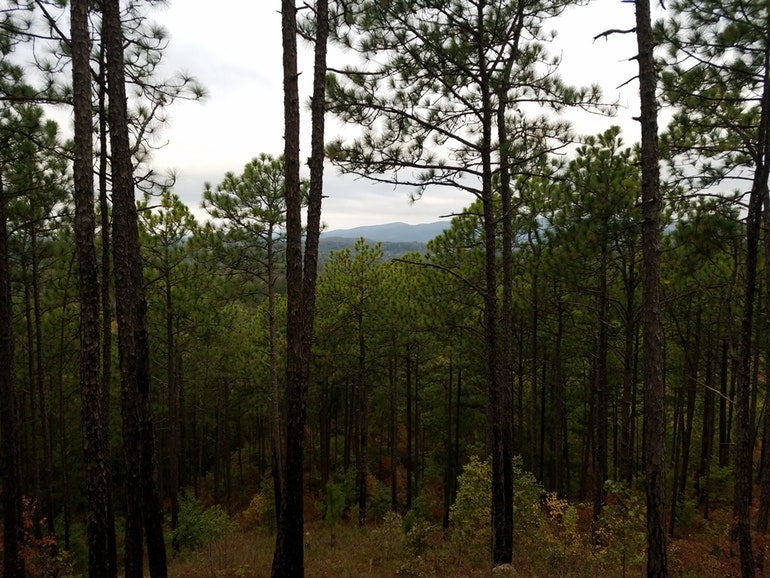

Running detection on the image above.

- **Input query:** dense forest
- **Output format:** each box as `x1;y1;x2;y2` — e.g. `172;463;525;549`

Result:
1;0;770;576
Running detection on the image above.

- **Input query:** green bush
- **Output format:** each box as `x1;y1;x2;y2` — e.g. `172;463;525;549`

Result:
512;455;545;539
172;494;232;552
368;475;394;521
449;455;491;552
596;480;646;574
321;469;357;522
707;465;733;502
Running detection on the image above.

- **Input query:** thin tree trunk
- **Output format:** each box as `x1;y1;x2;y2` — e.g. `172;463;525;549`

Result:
406;348;413;511
553;292;567;495
720;340;730;468
699;343;715;519
29;225;56;538
620;250;638;485
593;244;609;525
635;0;668;572
444;360;454;529
356;306;367;526
98;40;112;432
167;278;181;550
389;349;398;511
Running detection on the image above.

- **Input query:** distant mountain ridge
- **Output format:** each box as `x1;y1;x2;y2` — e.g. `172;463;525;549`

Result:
322;221;449;243
319;221;451;263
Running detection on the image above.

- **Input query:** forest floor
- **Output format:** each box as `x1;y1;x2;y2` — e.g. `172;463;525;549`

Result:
167;494;770;577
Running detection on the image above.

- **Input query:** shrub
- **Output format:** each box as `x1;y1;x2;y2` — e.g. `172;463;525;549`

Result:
321;469;357;523
172;494;232;552
238;490;270;531
368;474;393;522
512;455;545;540
596;480;646;574
449;455;491;556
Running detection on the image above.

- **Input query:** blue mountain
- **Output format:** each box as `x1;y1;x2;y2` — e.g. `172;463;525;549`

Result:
322;221;449;243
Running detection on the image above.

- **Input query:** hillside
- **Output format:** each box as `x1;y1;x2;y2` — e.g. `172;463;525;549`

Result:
322;221;449;243
319;221;450;261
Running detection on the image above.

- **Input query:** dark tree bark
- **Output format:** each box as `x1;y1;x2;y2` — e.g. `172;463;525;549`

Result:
389;349;398;511
406;349;414;511
730;55;770;578
443;360;454;529
593;243;609;526
97;40;113;434
698;342;715;519
355;304;368;526
71;0;118;574
757;195;770;531
552;290;568;495
635;0;668;574
28;223;56;538
0;175;24;578
730;28;770;578
102;0;168;574
620;247;639;485
167;278;181;549
719;340;730;468
272;0;328;574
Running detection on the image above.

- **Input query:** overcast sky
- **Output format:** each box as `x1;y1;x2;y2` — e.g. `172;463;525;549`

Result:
149;0;643;230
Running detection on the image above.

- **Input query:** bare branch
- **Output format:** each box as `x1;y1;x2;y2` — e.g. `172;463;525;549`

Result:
593;27;636;42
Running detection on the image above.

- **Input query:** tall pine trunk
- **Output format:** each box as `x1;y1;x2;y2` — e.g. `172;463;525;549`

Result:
102;0;168;574
272;1;328;574
635;0;668;573
0;173;25;578
71;0;117;573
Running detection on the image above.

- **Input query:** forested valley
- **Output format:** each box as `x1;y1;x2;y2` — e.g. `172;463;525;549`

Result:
1;0;770;576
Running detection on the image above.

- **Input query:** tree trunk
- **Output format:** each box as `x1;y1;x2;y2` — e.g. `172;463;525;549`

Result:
620;250;638;485
97;39;113;432
167;278;181;550
272;0;328;574
553;291;567;495
719;340;730;468
102;0;168;574
71;0;117;573
389;349;398;511
757;193;770;530
406;349;413;511
0;173;25;578
635;0;668;573
730;30;770;578
356;307;368;526
699;342;715;519
593;243;609;524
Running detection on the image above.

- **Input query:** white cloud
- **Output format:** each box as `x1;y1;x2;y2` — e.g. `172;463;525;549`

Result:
150;0;645;230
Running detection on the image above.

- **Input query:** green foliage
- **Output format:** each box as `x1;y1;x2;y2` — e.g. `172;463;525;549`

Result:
404;519;435;558
237;488;275;532
368;476;394;522
321;469;357;523
512;455;546;539
449;454;546;552
402;495;434;535
595;481;646;574
449;455;491;546
706;465;734;502
376;511;406;559
172;494;232;552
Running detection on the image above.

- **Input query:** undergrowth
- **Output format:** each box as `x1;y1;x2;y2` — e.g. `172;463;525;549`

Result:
167;459;768;577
